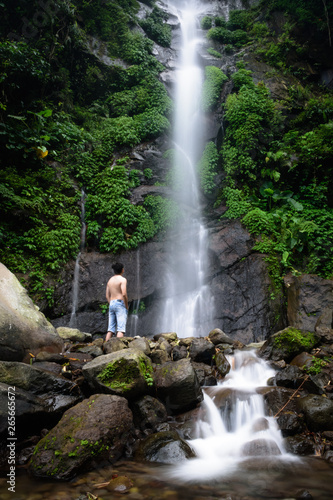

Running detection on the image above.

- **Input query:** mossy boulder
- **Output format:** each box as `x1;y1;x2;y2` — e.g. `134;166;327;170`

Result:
28;394;133;480
258;327;320;363
154;358;203;414
135;430;195;464
82;348;154;398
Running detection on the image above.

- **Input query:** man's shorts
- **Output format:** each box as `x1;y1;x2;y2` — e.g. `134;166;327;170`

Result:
108;299;128;333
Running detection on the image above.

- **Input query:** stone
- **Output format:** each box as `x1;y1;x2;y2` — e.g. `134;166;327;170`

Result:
135;430;195;464
208;328;234;345
154;358;203;414
215;350;231;378
56;327;92;342
296;394;333;431
284;435;316;455
259;327;319;363
284;274;333;332
129;337;151;356
28;394;134;480
82;348;154;399
131;395;168;433
276;411;304;436
188;338;215;364
191;362;217;386
275;365;305;389
290;352;314;369
171;344;188;361
150;348;171;364
0;263;63;361
103;337;127;354
241;438;282;456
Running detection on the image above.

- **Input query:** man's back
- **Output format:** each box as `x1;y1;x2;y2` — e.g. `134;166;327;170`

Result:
107;275;126;301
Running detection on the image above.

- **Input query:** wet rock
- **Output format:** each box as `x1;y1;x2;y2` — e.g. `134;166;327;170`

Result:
208;328;234;345
107;475;134;493
171;344;188;361
290;352;314;370
56;327;92;342
251;417;270;433
131;395;168;433
241;438;282;456
0;263;63;362
215;350;231;377
28;394;134;480
296;489;314;499
284;435;316;455
76;345;103;358
150;348;171;364
275;365;305;389
276;411;304;436
135;430;195;464
259;327;319;363
191;361;217;386
296;394;333;432
259;386;298;415
188;338;215;364
154;358;203;414
82;348;154;399
284;274;333;332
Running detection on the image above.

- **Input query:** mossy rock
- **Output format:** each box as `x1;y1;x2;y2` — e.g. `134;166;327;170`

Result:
259;327;320;363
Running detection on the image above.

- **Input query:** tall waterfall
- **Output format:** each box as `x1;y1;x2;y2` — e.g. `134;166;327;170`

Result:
167;349;299;482
160;0;215;338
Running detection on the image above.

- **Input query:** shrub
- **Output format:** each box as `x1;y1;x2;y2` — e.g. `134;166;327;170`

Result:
201;16;213;30
201;66;228;112
197;142;219;195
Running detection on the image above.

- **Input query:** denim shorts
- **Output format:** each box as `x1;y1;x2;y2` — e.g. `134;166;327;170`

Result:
108;299;128;333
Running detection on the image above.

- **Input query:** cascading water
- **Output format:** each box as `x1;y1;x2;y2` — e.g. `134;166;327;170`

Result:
160;0;215;338
69;189;86;328
128;249;141;337
167;349;299;482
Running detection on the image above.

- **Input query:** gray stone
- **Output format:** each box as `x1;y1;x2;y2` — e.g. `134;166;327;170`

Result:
131;395;168;432
297;395;333;432
188;338;215;364
0;263;63;361
56;327;92;342
135;430;195;464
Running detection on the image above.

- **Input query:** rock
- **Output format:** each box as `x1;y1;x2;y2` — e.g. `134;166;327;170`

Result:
259;386;298;415
82;348;154;399
76;345;103;358
276;411;304;436
56;327;92;342
290;352;314;369
154;332;178;343
129;337;151;356
215;351;231;378
107;475;133;493
28;394;134;480
154;358;203;414
172;344;188;361
103;337;127;354
150;348;171;364
208;328;234;345
188;338;215;365
191;361;217;386
296;395;333;431
0;263;63;361
241;438;282;456
284;274;333;332
35;352;67;364
275;365;305;389
251;417;270;433
131;395;168;433
135;430;195;464
284;435;316;455
259;327;319;363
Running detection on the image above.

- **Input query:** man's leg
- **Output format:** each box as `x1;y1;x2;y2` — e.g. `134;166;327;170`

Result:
105;331;114;341
116;331;124;338
106;303;116;342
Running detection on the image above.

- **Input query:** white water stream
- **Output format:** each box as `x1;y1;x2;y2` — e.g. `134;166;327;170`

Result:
160;0;215;338
167;349;299;482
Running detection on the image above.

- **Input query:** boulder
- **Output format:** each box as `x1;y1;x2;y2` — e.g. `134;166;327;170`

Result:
191;361;217;386
215;350;231;378
131;395;168;433
103;337;127;354
241;438;282;456
154;358;203;414
259;327;319;363
135;430;195;464
276;411;304;437
82;348;154;398
129;337;151;356
297;395;333;432
284;435;316;455
0;263;63;361
171;344;188;361
284;274;333;332
56;327;92;342
208;328;234;345
28;394;134;480
275;365;305;389
188;338;215;364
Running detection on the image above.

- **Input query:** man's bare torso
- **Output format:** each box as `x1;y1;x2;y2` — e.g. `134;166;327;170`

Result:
106;274;128;309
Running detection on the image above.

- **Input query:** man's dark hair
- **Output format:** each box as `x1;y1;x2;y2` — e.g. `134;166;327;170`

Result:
112;262;124;275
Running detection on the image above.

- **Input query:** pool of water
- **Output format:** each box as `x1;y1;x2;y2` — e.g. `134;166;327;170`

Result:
0;456;332;500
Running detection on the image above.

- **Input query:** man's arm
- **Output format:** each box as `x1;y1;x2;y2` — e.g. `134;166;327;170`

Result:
121;278;128;309
106;281;111;304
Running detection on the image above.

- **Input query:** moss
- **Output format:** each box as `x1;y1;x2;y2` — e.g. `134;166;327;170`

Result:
273;328;317;353
97;356;153;390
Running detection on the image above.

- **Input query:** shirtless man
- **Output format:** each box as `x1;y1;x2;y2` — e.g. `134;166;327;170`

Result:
105;262;128;341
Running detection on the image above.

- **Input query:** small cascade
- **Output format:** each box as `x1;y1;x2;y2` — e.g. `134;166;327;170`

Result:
167;350;299;482
69;189;86;328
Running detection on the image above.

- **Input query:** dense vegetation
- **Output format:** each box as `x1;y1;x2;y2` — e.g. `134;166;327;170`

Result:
0;0;332;307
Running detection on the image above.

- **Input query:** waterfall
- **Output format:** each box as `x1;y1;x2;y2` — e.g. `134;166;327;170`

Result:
128;249;141;337
69;189;86;328
160;0;215;338
166;350;299;482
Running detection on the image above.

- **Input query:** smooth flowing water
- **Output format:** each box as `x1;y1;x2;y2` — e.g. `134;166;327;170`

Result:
159;0;215;338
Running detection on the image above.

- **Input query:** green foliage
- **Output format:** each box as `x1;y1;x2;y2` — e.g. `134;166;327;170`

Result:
222;188;252;219
273;328;318;353
139;6;172;47
303;356;328;375
207;48;223;58
231;68;254;90
227;10;250;31
143;195;181;235
197;142;219;195
201;16;213;30
207;27;233;44
201;66;228;112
